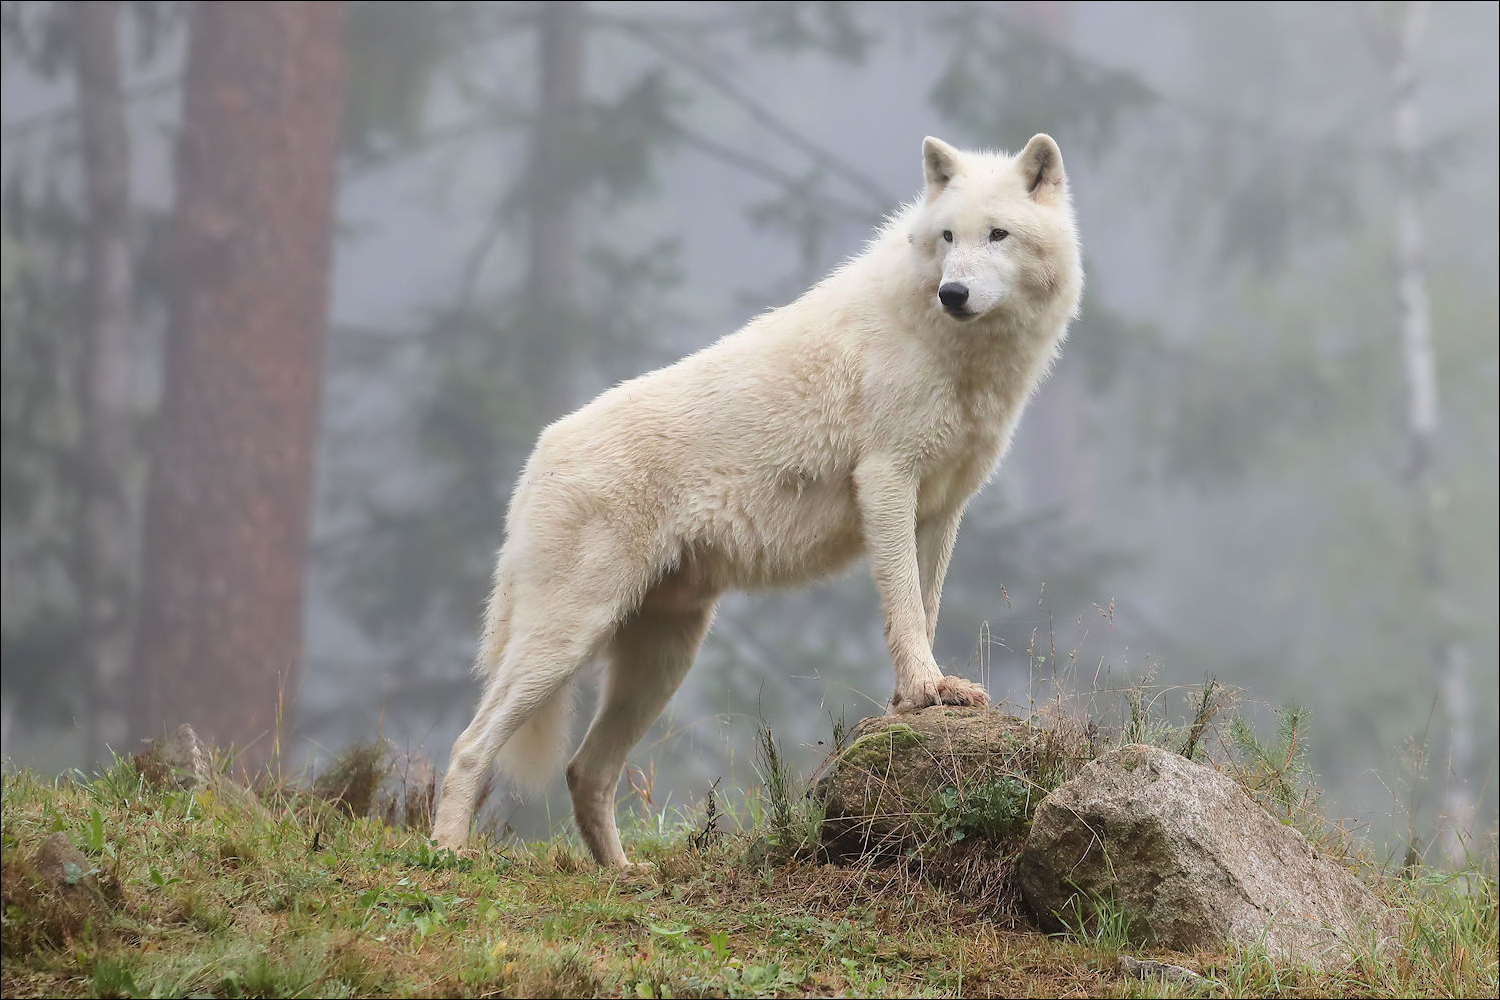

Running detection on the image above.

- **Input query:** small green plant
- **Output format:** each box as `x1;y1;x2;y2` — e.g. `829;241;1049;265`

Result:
1055;887;1137;952
1177;673;1226;761
89;955;142;999
838;957;891;996
84;807;106;854
827;710;850;756
356;878;460;941
750;724;823;861
1228;703;1314;816
146;866;181;889
386;839;475;871
723;960;800;998
312;742;391;818
81;753;147;811
707;928;730;961
934;777;1031;845
754;725;794;849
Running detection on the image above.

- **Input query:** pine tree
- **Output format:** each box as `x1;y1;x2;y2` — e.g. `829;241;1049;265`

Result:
130;1;349;764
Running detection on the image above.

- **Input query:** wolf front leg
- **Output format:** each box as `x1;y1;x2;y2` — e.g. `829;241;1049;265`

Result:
917;505;965;651
855;458;986;711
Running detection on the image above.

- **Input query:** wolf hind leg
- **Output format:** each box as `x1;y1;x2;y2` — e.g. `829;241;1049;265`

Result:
567;599;716;867
432;599;623;850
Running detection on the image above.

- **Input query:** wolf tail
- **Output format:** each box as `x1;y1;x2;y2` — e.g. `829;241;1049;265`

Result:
470;556;575;795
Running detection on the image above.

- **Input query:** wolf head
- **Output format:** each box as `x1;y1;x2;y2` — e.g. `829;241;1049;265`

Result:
910;134;1080;323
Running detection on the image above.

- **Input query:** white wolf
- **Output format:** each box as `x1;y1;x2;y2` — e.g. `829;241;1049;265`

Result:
432;134;1083;866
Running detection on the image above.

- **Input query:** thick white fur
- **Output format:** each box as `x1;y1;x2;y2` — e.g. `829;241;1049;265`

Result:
432;135;1083;866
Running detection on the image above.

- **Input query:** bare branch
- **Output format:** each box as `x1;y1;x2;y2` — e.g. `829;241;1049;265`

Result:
669;122;879;223
602;12;897;211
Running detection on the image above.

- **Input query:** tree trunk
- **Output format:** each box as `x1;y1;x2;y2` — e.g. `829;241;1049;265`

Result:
520;0;585;420
131;1;348;768
1383;0;1473;855
68;0;136;755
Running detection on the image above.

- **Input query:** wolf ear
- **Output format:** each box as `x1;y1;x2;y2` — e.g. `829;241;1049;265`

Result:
1017;133;1065;203
922;136;962;195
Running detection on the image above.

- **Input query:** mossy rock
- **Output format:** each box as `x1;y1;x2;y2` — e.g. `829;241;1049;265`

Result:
811;706;1088;861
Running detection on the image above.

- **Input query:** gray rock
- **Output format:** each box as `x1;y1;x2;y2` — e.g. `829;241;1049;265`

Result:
1019;745;1393;969
134;723;264;813
135;723;213;790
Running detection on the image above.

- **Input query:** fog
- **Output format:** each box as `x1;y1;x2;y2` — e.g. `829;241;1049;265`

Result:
3;1;1496;861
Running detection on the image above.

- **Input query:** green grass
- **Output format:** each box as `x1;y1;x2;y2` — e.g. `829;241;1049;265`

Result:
1;744;1495;999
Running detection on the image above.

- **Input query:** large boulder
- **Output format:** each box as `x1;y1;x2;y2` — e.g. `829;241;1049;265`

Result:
813;707;1083;861
1019;745;1393;968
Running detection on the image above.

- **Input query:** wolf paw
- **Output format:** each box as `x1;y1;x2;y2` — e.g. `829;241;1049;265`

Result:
891;674;989;712
890;677;941;713
935;675;988;708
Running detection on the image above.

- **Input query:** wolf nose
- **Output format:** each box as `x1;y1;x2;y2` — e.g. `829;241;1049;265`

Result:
939;282;969;310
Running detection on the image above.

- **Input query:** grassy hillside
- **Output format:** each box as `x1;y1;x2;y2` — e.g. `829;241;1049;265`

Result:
2;734;1495;999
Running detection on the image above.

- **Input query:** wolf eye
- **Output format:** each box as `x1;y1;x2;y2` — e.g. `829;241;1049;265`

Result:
941;230;953;243
989;228;1009;242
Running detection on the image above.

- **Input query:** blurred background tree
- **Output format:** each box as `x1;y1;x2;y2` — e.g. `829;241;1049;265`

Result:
2;0;181;761
129;0;348;765
2;0;1494;862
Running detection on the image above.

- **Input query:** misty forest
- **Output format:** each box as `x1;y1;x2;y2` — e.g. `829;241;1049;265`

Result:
1;2;1498;996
